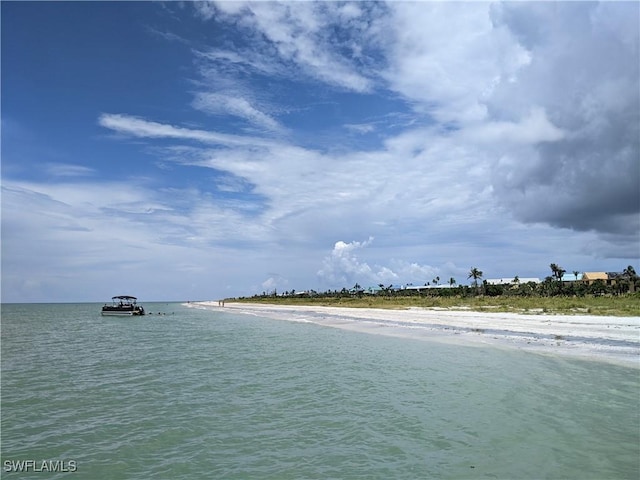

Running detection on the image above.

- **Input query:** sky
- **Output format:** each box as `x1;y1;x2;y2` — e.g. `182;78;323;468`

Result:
2;1;639;303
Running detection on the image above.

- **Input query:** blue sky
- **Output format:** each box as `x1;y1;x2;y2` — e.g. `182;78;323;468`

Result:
2;1;639;303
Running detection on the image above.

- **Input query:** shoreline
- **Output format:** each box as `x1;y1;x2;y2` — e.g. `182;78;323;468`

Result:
187;301;640;368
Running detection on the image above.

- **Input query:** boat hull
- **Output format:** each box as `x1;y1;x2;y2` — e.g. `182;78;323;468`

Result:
101;307;145;316
101;310;144;316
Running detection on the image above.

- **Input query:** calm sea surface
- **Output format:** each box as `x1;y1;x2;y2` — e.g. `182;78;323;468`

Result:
2;303;639;479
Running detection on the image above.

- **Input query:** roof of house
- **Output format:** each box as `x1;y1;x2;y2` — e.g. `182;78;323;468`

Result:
485;278;541;285
404;284;455;289
582;272;608;280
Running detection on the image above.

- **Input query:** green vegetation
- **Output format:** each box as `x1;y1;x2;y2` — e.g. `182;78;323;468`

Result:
230;293;640;317
229;264;640;317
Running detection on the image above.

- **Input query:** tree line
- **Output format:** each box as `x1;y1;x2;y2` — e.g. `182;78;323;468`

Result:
250;265;639;299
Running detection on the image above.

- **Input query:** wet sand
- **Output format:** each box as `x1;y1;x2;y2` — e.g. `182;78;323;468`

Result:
189;302;640;367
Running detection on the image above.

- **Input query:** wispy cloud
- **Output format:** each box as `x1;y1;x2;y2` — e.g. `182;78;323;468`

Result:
45;163;96;177
98;113;276;148
345;123;375;134
191;92;285;134
192;1;376;92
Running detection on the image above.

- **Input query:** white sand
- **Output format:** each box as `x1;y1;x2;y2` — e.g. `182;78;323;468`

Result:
188;301;640;368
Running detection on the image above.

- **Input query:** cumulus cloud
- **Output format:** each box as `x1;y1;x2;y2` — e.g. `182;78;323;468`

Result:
260;274;289;294
382;2;532;124
378;1;638;243
317;238;442;288
486;2;639;239
317;237;387;286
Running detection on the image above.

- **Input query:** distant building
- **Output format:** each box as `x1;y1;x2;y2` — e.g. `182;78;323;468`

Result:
403;284;455;291
582;272;609;285
581;272;624;286
485;278;541;285
565;272;583;281
365;286;384;294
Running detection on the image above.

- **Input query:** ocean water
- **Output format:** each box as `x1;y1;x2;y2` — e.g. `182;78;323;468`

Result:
1;303;638;479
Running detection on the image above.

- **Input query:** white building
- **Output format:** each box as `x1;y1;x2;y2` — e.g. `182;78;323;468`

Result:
484;277;541;285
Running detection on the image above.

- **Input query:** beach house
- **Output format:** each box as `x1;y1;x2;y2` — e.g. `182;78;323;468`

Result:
485;278;541;285
582;272;614;286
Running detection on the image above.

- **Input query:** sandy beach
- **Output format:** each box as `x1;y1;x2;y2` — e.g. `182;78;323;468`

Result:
189;302;640;367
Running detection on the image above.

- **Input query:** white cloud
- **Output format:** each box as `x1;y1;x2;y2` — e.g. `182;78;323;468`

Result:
462;107;565;145
194;48;285;79
98;112;506;257
98;113;276;148
45;163;95;177
381;2;531;124
317;237;445;288
192;92;284;133
345;123;375;134
1;177;285;302
193;1;375;92
317;237;378;286
260;275;289;294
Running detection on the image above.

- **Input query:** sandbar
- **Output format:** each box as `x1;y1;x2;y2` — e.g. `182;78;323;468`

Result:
188;301;640;368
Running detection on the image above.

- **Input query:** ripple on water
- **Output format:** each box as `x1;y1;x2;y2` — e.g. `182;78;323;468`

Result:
1;304;638;479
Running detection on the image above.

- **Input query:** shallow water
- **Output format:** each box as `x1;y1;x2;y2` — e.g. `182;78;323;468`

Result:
2;303;639;479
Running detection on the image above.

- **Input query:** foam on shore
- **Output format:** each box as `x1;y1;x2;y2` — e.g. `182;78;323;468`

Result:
186;301;640;368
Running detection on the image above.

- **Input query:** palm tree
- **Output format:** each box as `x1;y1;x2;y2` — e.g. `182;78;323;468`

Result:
468;267;483;292
573;271;580;281
550;263;566;282
448;277;456;287
623;266;638;293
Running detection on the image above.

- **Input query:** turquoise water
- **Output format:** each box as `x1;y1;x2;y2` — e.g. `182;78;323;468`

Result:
1;303;639;479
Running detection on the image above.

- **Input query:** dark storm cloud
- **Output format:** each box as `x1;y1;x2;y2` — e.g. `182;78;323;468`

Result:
490;1;639;242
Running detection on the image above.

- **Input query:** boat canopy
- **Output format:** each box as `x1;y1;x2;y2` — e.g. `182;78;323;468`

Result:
112;295;137;300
